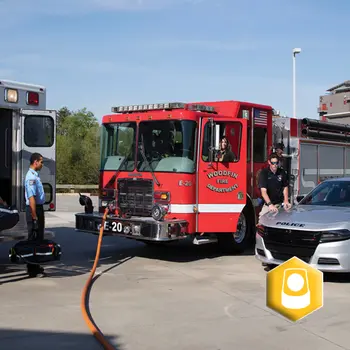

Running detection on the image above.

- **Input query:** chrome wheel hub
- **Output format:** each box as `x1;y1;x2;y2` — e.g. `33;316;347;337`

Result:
233;213;246;243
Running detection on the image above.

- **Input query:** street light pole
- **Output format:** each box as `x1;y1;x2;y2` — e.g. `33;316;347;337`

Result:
293;48;301;119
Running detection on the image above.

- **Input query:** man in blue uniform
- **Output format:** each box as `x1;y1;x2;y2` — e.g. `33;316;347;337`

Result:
25;152;46;277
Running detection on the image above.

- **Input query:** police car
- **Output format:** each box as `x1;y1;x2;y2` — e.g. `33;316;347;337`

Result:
255;177;350;272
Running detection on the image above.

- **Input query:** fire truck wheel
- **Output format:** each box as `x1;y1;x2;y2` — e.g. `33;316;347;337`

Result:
216;207;254;254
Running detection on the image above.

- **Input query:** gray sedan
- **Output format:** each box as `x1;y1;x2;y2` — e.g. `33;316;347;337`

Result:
255;177;350;272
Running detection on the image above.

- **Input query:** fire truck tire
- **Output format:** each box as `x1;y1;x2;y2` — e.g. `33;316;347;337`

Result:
216;206;254;254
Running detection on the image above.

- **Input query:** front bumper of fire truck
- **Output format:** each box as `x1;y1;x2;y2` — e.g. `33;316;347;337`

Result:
75;212;189;242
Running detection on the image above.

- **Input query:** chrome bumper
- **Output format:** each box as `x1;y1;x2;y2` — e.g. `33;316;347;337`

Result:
75;212;189;241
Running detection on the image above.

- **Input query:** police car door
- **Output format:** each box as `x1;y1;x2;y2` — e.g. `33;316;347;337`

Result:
20;109;56;212
196;117;247;233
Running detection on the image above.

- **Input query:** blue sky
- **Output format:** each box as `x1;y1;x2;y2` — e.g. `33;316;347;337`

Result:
1;0;348;122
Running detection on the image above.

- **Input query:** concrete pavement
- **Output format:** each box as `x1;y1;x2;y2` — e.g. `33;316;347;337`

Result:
0;195;350;349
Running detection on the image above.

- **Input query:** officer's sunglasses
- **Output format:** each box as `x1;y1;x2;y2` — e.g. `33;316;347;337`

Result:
270;161;279;165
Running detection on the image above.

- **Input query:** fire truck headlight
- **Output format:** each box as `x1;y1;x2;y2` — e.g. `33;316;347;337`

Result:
151;204;166;221
5;88;18;103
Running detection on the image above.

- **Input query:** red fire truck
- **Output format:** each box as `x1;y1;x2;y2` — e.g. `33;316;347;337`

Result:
75;100;273;253
75;100;350;253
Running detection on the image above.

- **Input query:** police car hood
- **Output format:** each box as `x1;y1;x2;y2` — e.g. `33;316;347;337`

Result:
259;205;350;231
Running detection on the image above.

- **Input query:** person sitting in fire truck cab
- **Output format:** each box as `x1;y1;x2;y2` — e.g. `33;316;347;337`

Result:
258;152;291;220
216;137;236;162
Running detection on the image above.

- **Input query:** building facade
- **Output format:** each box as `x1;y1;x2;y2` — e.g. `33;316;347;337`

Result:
318;80;350;123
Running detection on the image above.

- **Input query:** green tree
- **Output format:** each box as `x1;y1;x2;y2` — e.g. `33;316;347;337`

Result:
56;107;100;184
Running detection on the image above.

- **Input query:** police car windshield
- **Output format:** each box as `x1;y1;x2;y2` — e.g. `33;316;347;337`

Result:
100;122;136;171
299;180;350;207
137;120;197;173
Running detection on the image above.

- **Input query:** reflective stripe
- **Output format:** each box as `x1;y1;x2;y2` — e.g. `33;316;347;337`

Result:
169;205;194;213
169;204;245;213
199;204;245;213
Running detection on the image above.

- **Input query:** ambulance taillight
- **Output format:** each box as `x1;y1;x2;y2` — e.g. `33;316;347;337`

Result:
27;91;39;105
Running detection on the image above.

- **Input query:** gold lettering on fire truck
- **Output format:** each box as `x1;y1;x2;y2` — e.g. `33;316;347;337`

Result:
206;171;239;193
206;183;238;193
207;171;238;179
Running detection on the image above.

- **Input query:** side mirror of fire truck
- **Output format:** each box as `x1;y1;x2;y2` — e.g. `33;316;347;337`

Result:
214;124;220;151
78;193;94;214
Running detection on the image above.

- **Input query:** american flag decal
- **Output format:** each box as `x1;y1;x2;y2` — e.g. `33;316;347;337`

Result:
254;109;268;126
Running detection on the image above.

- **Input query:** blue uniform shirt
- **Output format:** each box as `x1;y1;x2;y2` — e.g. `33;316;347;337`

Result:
25;168;46;206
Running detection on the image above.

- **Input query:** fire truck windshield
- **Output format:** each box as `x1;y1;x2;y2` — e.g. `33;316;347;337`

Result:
137;120;197;173
100;122;136;171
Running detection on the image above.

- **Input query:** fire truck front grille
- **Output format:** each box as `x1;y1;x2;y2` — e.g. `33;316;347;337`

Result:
117;178;153;217
263;227;321;263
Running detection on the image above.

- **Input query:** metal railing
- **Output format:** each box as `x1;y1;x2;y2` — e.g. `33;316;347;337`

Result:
56;184;98;193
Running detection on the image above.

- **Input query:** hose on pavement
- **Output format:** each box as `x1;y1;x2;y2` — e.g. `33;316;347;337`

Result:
81;207;115;350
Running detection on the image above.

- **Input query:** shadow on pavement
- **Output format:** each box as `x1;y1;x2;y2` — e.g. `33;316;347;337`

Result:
0;328;123;350
263;264;350;284
323;272;350;283
0;225;253;284
49;226;254;265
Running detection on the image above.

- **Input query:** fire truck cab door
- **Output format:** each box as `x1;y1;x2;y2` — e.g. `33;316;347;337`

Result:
20;108;56;212
196;117;247;233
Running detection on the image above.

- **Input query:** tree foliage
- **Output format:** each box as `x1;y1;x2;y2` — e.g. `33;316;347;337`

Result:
56;107;100;184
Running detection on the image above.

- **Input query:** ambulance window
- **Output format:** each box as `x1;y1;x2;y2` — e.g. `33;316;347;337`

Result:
24;116;54;147
42;183;53;204
202;121;241;162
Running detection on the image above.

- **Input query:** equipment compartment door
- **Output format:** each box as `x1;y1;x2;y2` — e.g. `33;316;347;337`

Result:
20;109;56;212
196;117;247;233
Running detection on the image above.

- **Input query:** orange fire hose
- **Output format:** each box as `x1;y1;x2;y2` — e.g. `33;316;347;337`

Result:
81;207;115;350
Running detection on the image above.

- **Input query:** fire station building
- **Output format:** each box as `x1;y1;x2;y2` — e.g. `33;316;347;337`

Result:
318;80;350;123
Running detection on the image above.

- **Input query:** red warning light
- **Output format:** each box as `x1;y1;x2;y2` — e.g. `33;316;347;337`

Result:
27;91;39;105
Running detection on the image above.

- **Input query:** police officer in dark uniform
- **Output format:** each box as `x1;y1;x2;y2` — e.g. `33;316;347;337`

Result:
24;152;46;278
258;152;291;221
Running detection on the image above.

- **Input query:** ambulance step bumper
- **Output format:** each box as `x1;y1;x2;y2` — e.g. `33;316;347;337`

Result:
75;212;189;241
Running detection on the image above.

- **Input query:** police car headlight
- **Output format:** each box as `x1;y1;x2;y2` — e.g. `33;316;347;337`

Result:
320;229;350;243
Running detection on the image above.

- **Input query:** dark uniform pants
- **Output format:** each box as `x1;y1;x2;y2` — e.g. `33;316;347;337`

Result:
26;205;45;241
26;205;45;274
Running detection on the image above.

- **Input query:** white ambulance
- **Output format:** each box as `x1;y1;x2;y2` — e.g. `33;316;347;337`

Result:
0;79;56;242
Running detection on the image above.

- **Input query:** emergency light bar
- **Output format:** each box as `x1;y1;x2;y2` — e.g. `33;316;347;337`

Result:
187;104;216;113
111;102;216;114
112;102;185;113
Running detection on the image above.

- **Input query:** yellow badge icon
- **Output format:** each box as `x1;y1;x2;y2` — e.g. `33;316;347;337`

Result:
266;256;323;322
